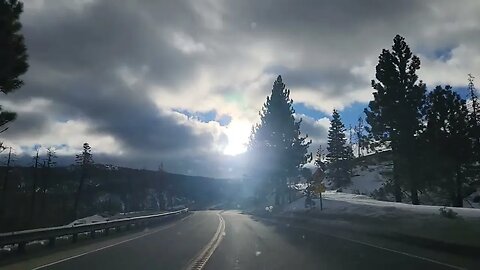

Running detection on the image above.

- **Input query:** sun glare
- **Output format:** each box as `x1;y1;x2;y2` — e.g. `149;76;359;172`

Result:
223;121;251;155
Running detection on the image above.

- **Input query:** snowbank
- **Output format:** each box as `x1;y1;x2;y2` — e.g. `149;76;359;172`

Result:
330;161;479;209
68;214;107;226
278;192;480;250
342;163;391;195
285;191;480;219
327;191;480;218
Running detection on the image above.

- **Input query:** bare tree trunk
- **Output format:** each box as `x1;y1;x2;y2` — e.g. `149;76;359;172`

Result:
0;148;12;218
410;185;419;205
72;169;86;220
409;160;419;205
28;151;40;227
392;157;402;202
274;189;280;206
453;166;464;207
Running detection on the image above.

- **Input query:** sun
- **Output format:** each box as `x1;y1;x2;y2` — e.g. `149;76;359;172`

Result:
223;121;251;156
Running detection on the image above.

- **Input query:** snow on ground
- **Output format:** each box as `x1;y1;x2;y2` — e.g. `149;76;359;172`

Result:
324;191;480;218
341;162;391;195
67;214;107;226
327;160;480;209
284;191;480;219
465;190;480;208
67;209;173;226
281;192;480;248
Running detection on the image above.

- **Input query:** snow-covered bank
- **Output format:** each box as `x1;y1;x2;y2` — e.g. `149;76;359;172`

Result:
280;192;480;248
342;163;391;195
331;158;479;209
285;191;480;219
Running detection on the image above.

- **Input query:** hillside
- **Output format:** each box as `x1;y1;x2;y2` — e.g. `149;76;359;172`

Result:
0;164;233;232
323;151;480;208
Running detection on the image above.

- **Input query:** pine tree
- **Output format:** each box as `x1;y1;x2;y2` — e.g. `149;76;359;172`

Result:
248;75;312;205
424;86;472;207
40;147;56;216
354;116;368;157
28;146;41;226
72;143;94;220
467;74;480;159
0;0;29;133
468;74;479;123
300;167;314;207
314;145;327;171
313;145;327;185
326;109;352;188
0;146;14;217
365;35;426;204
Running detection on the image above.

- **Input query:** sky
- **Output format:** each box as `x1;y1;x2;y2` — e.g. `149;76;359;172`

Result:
2;0;480;178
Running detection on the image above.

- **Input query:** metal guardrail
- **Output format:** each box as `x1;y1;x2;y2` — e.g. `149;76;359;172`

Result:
0;208;188;252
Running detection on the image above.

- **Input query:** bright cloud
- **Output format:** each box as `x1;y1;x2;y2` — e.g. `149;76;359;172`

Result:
3;0;480;177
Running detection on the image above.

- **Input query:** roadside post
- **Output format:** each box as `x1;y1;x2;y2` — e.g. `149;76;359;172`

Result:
315;183;325;211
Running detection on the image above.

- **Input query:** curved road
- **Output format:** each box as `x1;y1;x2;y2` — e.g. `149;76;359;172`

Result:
1;210;477;270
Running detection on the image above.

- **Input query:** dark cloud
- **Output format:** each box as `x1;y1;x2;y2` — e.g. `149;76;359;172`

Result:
265;65;365;97
3;0;230;176
2;0;479;177
2;111;48;138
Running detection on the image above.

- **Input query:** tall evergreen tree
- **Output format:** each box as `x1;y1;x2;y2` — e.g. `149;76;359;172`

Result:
314;145;327;172
40;147;56;216
73;143;93;220
354;116;368;157
467;74;480;159
248;75;312;205
424;86;472;207
326;109;352;188
0;0;28;132
0;146;13;217
365;35;426;204
28;146;41;226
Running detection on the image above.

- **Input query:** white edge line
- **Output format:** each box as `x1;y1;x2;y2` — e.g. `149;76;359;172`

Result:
332;233;467;270
32;214;192;270
262;217;466;270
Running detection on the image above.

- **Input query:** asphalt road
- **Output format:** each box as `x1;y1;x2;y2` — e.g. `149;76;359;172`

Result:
1;210;478;270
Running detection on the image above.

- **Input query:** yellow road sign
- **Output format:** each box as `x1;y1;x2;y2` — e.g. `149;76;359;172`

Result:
314;183;325;194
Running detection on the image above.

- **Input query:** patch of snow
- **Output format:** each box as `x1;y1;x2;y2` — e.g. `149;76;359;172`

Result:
290;182;308;191
342;163;391;195
68;214;107;226
464;190;480;209
0;245;14;252
27;240;48;246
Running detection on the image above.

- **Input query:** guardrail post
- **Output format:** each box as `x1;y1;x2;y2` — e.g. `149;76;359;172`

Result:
17;242;26;254
72;233;78;243
48;237;55;248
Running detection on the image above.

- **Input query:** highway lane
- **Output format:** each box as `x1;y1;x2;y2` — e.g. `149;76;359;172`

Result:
1;210;477;270
1;212;218;270
206;211;474;270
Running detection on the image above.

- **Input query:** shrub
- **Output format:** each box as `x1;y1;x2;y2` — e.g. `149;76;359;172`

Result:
472;195;480;203
439;207;458;219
